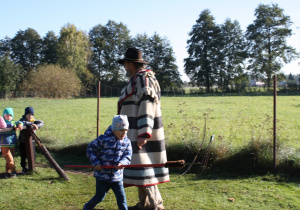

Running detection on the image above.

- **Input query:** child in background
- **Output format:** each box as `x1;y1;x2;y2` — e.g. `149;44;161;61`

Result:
18;107;44;174
83;115;132;210
0;107;23;178
0;115;7;153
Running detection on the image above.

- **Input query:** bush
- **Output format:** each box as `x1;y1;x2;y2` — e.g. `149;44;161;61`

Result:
22;64;81;98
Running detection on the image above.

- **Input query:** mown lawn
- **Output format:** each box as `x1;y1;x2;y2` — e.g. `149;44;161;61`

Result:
0;155;299;209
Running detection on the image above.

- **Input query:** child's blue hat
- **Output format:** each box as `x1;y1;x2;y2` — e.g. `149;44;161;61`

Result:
112;115;129;131
3;107;14;118
25;107;34;115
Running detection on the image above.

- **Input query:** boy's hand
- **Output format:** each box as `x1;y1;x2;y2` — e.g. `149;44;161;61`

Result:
31;124;38;130
94;164;102;171
115;163;124;169
15;124;23;131
137;138;147;149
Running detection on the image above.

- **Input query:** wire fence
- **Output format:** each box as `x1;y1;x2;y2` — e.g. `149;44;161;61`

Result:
1;84;300;99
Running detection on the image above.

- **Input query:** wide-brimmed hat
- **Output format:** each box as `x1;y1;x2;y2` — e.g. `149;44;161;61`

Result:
118;47;148;64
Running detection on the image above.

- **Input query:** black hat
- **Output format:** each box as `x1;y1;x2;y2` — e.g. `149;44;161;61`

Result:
118;48;148;64
25;107;34;116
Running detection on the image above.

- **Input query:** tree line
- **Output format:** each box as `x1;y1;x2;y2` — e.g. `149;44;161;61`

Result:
0;20;182;97
0;3;299;97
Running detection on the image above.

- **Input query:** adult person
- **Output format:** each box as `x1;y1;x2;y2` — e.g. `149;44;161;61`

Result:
117;47;169;210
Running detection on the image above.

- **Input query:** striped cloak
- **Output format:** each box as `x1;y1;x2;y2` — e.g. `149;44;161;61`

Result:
118;69;169;187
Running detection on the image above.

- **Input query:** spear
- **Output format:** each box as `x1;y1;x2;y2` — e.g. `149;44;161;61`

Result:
64;160;185;169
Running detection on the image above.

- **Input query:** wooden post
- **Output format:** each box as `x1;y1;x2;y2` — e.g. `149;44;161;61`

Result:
26;135;35;170
273;75;277;170
29;129;69;181
97;81;101;137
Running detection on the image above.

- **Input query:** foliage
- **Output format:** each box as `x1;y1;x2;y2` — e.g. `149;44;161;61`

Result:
89;20;131;84
56;23;93;87
10;28;42;77
246;3;299;89
218;19;248;91
22;64;81;98
132;33;182;89
41;31;58;64
184;9;221;92
0;55;23;90
1;3;300;95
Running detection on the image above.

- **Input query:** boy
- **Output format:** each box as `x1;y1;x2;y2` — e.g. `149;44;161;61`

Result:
0;107;23;178
18;107;44;174
83;115;132;210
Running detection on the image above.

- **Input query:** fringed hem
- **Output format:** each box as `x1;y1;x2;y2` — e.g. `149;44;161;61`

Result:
123;180;170;187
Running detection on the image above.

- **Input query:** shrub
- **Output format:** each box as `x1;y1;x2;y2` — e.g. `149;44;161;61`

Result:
22;64;81;98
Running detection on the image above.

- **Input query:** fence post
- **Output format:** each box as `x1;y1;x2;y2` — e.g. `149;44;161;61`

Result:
97;81;101;137
26;135;35;171
273;75;277;170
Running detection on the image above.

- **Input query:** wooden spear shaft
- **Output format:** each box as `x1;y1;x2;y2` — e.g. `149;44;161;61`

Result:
64;160;185;169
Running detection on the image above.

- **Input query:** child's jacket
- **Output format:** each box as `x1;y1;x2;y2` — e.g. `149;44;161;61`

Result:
0;120;23;147
18;115;44;143
86;125;132;182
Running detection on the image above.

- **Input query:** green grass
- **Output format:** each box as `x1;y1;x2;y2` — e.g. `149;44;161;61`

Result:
0;155;299;209
1;96;300;209
1;96;300;149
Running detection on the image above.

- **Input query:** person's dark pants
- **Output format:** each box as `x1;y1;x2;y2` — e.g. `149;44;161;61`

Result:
83;180;127;210
19;141;35;169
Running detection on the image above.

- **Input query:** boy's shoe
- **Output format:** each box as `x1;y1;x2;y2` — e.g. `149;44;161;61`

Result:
22;168;29;175
5;172;17;179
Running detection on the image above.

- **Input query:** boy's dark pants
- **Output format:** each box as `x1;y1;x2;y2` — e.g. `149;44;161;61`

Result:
83;180;127;210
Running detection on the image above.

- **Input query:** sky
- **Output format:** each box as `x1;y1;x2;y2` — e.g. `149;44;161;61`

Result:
1;0;300;81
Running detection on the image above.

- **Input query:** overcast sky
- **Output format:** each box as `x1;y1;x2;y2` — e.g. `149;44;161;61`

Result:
1;0;299;81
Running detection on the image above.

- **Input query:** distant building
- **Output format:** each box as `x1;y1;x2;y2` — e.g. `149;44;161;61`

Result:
249;79;265;86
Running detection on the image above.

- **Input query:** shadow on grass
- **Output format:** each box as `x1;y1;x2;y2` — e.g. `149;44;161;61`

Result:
33;140;300;183
166;142;300;182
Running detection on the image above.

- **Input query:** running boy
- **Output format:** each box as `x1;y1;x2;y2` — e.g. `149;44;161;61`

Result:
83;115;132;210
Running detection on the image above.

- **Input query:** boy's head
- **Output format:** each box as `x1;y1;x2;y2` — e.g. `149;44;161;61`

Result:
25;107;34;116
3;107;14;121
112;115;129;140
25;107;35;121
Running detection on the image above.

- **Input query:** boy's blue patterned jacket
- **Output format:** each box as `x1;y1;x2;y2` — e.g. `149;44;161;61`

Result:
86;125;132;182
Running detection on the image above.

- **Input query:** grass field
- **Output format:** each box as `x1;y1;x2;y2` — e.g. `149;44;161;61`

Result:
0;156;299;209
1;96;299;148
0;96;300;209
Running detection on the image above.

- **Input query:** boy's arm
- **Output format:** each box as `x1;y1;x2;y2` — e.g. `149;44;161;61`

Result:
118;140;132;166
86;137;103;167
34;120;44;129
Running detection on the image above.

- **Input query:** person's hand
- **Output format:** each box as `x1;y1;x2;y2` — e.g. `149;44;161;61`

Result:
115;163;124;169
137;138;147;149
94;164;102;171
31;124;38;130
15;124;23;131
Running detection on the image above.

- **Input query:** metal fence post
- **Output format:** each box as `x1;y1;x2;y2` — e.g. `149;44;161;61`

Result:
273;75;277;170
